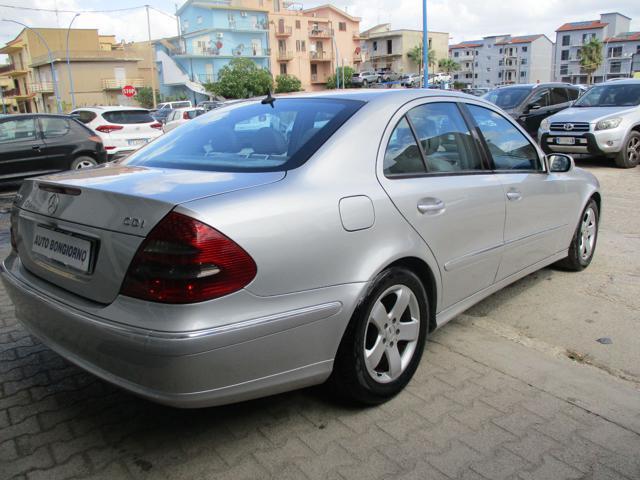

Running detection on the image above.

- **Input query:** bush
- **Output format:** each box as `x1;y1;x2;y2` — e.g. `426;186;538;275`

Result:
326;66;355;89
206;58;273;99
134;87;155;109
275;74;302;93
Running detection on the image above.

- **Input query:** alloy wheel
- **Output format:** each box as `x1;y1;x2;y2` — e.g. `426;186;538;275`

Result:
363;284;420;384
75;160;96;169
627;137;640;164
579;207;597;261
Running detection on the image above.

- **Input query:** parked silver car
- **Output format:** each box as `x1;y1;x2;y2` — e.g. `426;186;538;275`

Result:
539;79;640;168
2;90;601;408
351;71;379;87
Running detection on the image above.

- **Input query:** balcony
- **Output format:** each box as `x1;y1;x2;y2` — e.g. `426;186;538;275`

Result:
197;73;216;83
310;73;329;84
309;28;333;39
275;26;293;37
176;47;270;58
277;50;294;61
309;51;332;62
353;33;362;41
0;63;29;77
370;51;401;59
3;88;34;100
227;19;268;31
102;78;145;90
29;82;54;94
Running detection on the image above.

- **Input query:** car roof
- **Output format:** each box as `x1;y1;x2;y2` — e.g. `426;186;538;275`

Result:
601;78;640;85
72;106;149;112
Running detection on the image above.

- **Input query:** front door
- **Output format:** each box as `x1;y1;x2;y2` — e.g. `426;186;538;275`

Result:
0;116;48;180
465;103;572;280
377;100;506;310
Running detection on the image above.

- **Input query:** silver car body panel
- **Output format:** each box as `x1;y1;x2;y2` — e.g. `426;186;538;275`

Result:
1;89;601;407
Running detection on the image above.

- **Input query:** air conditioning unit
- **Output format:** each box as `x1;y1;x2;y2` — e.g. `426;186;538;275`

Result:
216;32;224;39
240;11;247;17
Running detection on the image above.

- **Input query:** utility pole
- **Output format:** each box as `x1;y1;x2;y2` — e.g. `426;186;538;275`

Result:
66;13;80;110
0;85;6;114
146;5;157;108
422;0;428;87
2;19;63;113
175;4;181;37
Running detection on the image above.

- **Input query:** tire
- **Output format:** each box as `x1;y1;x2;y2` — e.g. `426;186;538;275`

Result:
555;198;599;271
614;131;640;168
70;156;98;169
331;267;429;405
362;80;368;88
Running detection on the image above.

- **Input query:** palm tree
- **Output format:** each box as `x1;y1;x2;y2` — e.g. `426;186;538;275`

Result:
580;38;603;85
438;58;460;76
407;43;436;78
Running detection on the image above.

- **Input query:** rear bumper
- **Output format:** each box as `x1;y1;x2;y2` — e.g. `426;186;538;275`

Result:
1;255;356;408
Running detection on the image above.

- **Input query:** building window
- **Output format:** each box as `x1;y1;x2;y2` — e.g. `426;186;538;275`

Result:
498;72;502;78
196;16;202;24
582;32;595;44
522;46;528;52
610;61;621;73
498;59;504;66
562;35;570;46
499;48;503;54
273;0;280;12
280;63;287;75
637;45;640;54
576;48;582;60
521;58;527;65
486;67;491;72
520;71;526;77
338;22;346;32
295;40;306;52
474;73;478;78
608;46;622;58
474;62;478;67
560;49;569;61
387;39;392;54
453;74;458;79
453;51;459;57
295;20;301;29
373;41;377;51
560;64;568;75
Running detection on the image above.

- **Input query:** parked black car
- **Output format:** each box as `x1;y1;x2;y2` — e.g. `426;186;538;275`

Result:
482;83;582;136
0;114;107;184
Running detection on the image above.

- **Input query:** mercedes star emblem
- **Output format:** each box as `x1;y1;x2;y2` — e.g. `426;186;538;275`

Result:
47;193;59;215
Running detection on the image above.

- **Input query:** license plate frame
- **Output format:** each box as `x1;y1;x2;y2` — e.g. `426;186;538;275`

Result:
128;138;148;147
31;225;95;274
555;137;576;145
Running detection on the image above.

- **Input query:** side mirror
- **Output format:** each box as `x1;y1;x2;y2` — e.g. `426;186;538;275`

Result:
546;153;573;173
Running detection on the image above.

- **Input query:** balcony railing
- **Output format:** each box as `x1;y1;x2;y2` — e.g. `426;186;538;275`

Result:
275;26;293;37
178;47;270;57
310;73;328;83
227;19;268;31
30;50;142;67
309;51;331;61
197;73;216;83
29;82;54;93
277;50;294;61
309;28;333;38
0;63;17;74
102;78;145;90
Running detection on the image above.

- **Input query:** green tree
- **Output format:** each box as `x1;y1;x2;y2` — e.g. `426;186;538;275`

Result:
134;86;155;109
438;58;460;76
580;38;603;85
326;66;355;89
275;74;302;93
205;58;273;99
407;43;436;77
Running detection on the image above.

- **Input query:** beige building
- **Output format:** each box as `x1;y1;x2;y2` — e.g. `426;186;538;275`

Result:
0;28;155;113
359;24;449;75
269;3;362;90
0;74;18;113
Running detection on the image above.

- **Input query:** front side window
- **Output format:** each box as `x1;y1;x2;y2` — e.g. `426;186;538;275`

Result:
0;118;37;143
383;118;425;176
567;87;580;101
40;117;70;138
482;87;532;109
407;103;480;173
467;105;540;171
573;84;640;107
549;88;569;105
126;98;364;172
528;88;550;108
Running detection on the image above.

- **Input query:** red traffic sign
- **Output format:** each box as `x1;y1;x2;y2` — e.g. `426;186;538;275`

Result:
122;85;137;97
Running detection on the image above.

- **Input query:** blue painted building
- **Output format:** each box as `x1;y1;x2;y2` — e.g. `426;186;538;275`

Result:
155;0;271;102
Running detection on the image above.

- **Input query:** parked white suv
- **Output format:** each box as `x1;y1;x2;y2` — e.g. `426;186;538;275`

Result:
72;106;163;158
539;79;640;168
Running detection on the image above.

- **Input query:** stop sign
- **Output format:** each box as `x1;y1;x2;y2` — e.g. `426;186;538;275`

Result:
122;85;137;97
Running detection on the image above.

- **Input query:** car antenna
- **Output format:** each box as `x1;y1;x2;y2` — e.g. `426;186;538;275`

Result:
261;90;276;108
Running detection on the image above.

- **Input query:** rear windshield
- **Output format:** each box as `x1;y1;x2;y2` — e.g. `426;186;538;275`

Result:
102;110;154;124
172;102;191;109
573;83;640;107
125;98;364;172
482;87;532;109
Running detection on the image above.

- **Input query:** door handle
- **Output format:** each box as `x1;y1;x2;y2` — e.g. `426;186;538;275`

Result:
417;198;445;215
32;145;42;150
506;190;522;201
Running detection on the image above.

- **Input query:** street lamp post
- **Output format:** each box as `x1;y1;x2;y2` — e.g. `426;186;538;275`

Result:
66;13;80;110
2;19;63;113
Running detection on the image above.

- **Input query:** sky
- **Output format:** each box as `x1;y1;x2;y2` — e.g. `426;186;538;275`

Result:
1;0;640;48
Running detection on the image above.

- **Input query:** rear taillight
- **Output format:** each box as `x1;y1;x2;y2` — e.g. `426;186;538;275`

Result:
88;135;102;143
120;212;257;304
10;208;18;251
150;122;162;129
95;125;123;133
104;146;116;150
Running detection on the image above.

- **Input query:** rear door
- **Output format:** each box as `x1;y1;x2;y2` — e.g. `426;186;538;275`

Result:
465;103;573;280
38;117;75;171
377;100;506;310
0;116;49;180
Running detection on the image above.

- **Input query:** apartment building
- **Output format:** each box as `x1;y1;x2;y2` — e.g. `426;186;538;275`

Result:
449;34;552;87
0;75;17;113
269;4;361;90
359;23;449;75
554;12;631;84
0;28;153;113
604;31;640;79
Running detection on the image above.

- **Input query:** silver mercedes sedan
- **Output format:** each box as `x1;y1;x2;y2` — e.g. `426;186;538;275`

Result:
1;90;601;408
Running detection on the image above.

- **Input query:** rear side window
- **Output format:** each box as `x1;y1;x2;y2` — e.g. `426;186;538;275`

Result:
567;88;580;101
0;118;37;143
74;110;97;124
125;98;364;172
102;110;154;124
467;105;541;171
186;110;205;119
527;88;550;108
550;88;569;105
40;117;70;138
384;118;425;176
407;103;481;172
